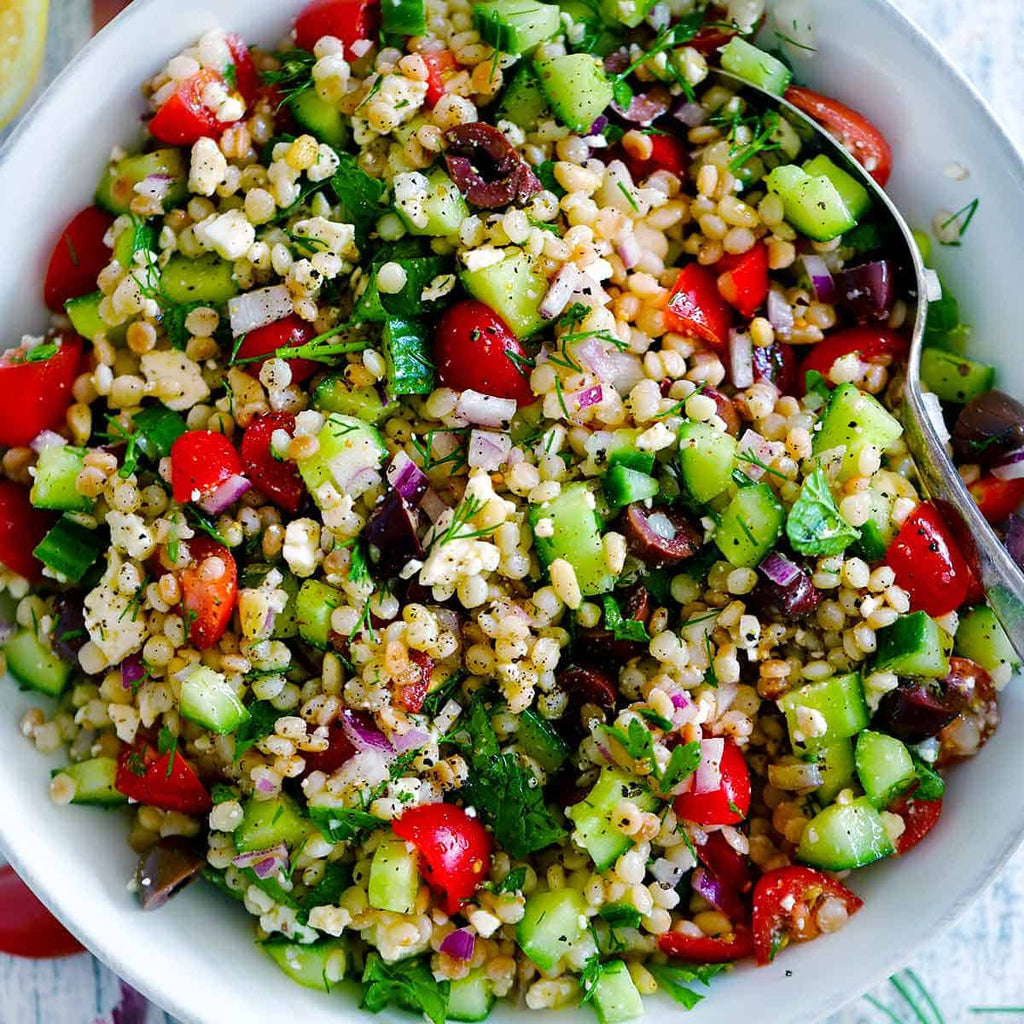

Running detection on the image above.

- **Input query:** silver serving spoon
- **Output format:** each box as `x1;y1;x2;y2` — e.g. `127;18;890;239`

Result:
709;68;1024;660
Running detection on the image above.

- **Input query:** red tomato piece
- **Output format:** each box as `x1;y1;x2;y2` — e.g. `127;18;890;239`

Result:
0;866;84;959
716;243;768;318
115;739;213;815
0;335;81;448
785;85;893;187
226;34;259;105
43;206;114;311
621;133;689;184
294;0;379;58
300;721;357;777
235;315;319;384
697;830;752;897
752;866;863;966
798;326;908;394
886;501;971;617
240;412;306;515
890;793;943;855
180;537;238;650
395;649;433;713
752;341;799;395
423;51;457;107
149;69;237;146
687;12;765;54
170;430;243;505
434;300;534;403
658;925;754;963
673;739;751;827
392;803;492;915
664;264;733;350
0;481;54;581
969;475;1024;524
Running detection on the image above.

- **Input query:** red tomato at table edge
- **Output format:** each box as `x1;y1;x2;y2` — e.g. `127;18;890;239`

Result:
890;793;943;855
673;739;751;827
658;924;754;963
969;475;1024;524
43;206;114;312
0;335;82;449
115;739;212;815
0;866;85;959
664;264;734;350
170;430;244;504
294;0;379;58
0;481;54;581
180;537;239;650
236;314;320;384
149;69;238;147
798;326;908;394
240;412;307;515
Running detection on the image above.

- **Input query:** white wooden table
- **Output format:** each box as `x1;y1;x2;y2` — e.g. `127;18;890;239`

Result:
3;1;1024;1021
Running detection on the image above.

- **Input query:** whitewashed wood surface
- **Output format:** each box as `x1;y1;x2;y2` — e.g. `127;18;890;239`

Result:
3;0;1024;1021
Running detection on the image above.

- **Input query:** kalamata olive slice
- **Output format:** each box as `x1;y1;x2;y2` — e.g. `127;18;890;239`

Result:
610;85;671;126
703;386;742;437
579;583;652;660
366;490;423;577
136;838;204;911
621;504;701;567
872;680;966;743
751;342;799;397
443;122;541;209
52;594;88;663
952;390;1024;466
936;656;1000;766
558;663;618;709
748;563;820;619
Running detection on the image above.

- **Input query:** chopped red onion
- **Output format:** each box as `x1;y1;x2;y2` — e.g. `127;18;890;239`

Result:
568;271;610;311
30;429;65;454
691;867;728;911
617;235;642;270
468;430;512;471
758;551;801;587
440;929;477;961
341;708;396;759
992;448;1024;481
576;385;604;411
586;116;609;138
255;775;277;794
387;451;429;505
673;101;707;127
921;391;951;447
456;389;517;427
611;89;671;126
737;430;785;480
766;288;794;335
233;842;288;874
390;726;430;753
799;254;836;304
121;654;147;691
197;473;251;514
539;264;582;320
227;285;294;338
670;692;691;710
728;330;754;389
694;738;725;794
421;488;450;522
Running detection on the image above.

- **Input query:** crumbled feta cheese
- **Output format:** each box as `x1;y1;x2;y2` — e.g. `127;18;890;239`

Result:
194;208;256;261
140;350;210;411
793;705;828;743
283;518;320;578
84;552;146;665
393;171;431;230
188;137;228;196
106;511;156;560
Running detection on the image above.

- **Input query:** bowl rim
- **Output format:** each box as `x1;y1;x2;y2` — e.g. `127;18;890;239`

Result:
3;1;1024;1022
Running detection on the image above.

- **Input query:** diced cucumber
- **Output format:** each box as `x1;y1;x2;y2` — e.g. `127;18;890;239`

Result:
714;482;785;567
52;757;126;807
779;672;869;752
296;580;344;649
814;737;856;804
496;64;549;129
534;55;614;134
920;347;996;405
398;165;469;237
289;90;348;149
954;605;1021;675
448;968;496;1022
31;445;91;513
598;0;655;28
855;729;916;808
95;148;188;214
603;465;658;508
720;38;792;96
368;839;420;914
589;959;644;1024
240;565;301;639
161;253;238;305
516;887;588;970
4;630;70;697
812;384;903;481
180;665;250;734
235;795;310;852
797;795;894;870
567;768;656;872
382;0;427;36
263;937;347;992
461;250;547;339
873;611;951;679
65;292;114;341
113;218;157;269
529;482;617;597
852;470;903;563
384;316;435;397
558;0;620;55
33;516;107;584
314;374;389;424
516;707;571;772
802;154;871;222
678;421;737;504
296;414;387;503
474;0;560;54
606;430;654;476
766;164;856;242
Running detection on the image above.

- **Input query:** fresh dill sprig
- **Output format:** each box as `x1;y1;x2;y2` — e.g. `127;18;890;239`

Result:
260;49;317;110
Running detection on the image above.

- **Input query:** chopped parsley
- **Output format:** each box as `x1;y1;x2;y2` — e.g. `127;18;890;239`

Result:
602;594;651;643
647;962;728;1010
786;468;861;556
361;953;449;1024
939;197;980;246
157;725;178;778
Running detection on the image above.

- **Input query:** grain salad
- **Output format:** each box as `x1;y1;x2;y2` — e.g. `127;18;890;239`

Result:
3;0;1019;1019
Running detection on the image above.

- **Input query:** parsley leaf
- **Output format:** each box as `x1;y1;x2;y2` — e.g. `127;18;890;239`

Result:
233;701;281;761
361;954;449;1024
157;725;178;778
536;160;565;198
210;783;236;804
309;805;386;844
786;468;861;556
494;866;527;895
331;152;385;242
578;954;605;1007
803;369;832;403
661;740;702;791
648;962;728;1010
599;904;642;930
910;752;946;800
602;594;651;643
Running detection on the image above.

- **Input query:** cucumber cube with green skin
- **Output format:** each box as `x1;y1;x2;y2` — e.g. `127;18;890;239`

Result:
180;665;250;734
382;0;428;35
52;757;126;807
873;611;952;679
516;707;571;772
448;968;496;1022
603;465;659;508
65;291;120;343
397;165;469;237
31;445;91;513
529;482;617;596
474;0;560;54
296;414;387;505
263;938;347;992
812;384;903;481
802;154;871;221
461;251;548;339
296;579;344;649
235;795;310;852
919;347;996;405
95;148;188;215
855;730;916;807
720;37;793;96
4;630;70;697
606;429;654;475
779;672;869;752
598;0;656;28
814;737;857;804
714;482;785;567
368;840;420;914
289;89;349;149
496;64;550;129
239;564;301;639
852;470;903;563
589;960;644;1024
314;374;389;424
766;164;857;242
567;769;657;872
955;605;1021;675
534;54;614;134
797;795;894;870
516;888;589;970
678;421;738;504
112;218;157;270
161;253;238;305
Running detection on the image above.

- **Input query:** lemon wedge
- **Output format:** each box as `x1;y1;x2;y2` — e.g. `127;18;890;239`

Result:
0;0;49;130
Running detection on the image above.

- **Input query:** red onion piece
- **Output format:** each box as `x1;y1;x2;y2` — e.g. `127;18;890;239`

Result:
233;841;288;874
992;449;1024;481
670;691;691;710
835;260;894;322
121;653;147;691
198;473;252;514
387;451;429;505
737;430;784;481
576;385;604;410
587;115;609;137
729;330;754;389
30;429;65;454
255;775;277;794
456;389;517;427
341;708;396;759
694;738;724;794
758;551;801;587
135;174;176;201
421;488;450;522
799;254;836;304
390;726;430;753
611;87;671;126
766;288;794;335
468;430;512;471
227;285;294;338
440;929;477;961
539;264;582;320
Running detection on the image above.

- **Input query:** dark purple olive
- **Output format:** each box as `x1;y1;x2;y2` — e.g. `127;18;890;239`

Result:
443;123;541;209
936;656;1000;767
621;504;701;567
872;680;966;743
952;390;1024;467
610;85;671;126
749;563;820;619
603;50;630;75
135;838;204;911
366;490;423;577
752;342;799;395
703;386;741;437
835;260;894;323
579;583;651;660
51;594;87;663
558;663;618;709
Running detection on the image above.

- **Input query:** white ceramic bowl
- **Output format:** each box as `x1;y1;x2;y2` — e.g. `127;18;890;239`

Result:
1;2;1022;1021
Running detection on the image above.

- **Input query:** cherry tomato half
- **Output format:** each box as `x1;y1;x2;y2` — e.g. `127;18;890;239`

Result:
149;69;237;146
180;537;238;650
0;866;84;959
294;0;379;58
423;51;457;108
300;721;356;777
621;133;689;184
0;335;81;448
0;481;54;581
798;326;908;394
115;739;212;815
235;315;320;384
664;264;733;350
392;803;492;915
170;430;244;505
969;475;1024;524
434;300;534;403
674;739;751;827
716;243;769;319
890;793;943;856
240;412;307;515
226;34;259;105
697;830;752;898
43;206;114;311
658;925;754;963
785;86;893;187
885;501;971;617
752;866;863;966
